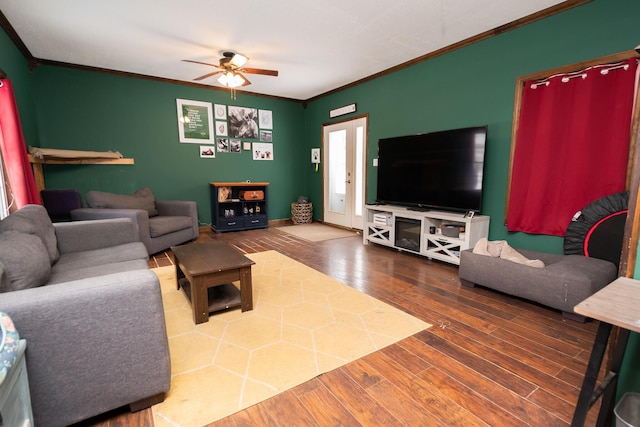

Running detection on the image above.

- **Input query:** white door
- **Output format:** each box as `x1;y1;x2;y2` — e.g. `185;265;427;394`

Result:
322;116;367;229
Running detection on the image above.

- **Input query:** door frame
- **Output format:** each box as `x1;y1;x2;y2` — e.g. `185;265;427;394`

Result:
321;114;369;229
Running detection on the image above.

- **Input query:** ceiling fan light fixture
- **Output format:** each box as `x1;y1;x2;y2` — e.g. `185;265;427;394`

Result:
217;73;229;86
218;71;245;88
231;73;245;87
230;53;248;68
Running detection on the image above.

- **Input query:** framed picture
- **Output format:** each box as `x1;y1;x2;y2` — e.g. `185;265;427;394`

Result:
217;137;229;153
230;139;241;153
214;104;227;120
218;186;231;202
200;145;215;158
216;121;228;136
229;106;259;139
253;142;274;160
259;130;272;142
177;99;214;143
259;109;273;129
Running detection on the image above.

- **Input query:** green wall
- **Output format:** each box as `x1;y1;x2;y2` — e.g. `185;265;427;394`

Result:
28;67;306;223
305;0;640;254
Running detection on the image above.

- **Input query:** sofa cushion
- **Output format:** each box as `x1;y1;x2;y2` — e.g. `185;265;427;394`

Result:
52;242;148;274
0;231;51;292
86;187;159;217
47;259;149;284
149;215;193;238
0;204;59;263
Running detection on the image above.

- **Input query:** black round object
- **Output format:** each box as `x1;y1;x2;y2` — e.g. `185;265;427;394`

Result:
564;191;629;268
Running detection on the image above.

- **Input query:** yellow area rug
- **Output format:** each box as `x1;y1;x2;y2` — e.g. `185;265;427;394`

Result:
276;222;359;242
152;250;430;427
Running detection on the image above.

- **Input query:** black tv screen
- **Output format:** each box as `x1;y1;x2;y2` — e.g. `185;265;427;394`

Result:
375;126;488;213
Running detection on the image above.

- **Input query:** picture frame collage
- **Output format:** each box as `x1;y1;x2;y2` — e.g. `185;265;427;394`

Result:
176;99;274;160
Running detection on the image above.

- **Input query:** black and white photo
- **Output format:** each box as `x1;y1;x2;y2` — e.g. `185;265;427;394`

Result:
229;106;258;139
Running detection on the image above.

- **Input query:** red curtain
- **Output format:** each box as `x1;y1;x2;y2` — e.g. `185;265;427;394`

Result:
0;78;40;208
507;58;638;236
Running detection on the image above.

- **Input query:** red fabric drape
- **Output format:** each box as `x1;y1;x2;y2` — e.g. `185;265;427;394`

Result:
507;58;637;236
0;78;40;207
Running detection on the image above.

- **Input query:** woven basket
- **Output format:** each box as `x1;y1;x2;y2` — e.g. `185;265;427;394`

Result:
291;202;313;224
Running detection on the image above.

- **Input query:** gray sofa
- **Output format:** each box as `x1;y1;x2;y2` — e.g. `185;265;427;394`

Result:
0;204;170;427
459;247;617;321
70;187;199;255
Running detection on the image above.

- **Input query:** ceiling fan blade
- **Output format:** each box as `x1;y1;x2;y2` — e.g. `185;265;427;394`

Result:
241;67;279;77
182;59;220;68
237;73;251;86
194;70;222;81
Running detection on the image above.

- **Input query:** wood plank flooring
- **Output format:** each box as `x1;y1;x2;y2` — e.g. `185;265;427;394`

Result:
78;225;604;426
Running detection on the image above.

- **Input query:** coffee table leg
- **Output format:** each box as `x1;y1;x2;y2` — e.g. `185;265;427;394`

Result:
239;266;253;312
192;277;209;324
176;264;185;290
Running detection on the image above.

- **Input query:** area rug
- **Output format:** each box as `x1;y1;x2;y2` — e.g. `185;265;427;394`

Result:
276;222;358;242
151;250;430;427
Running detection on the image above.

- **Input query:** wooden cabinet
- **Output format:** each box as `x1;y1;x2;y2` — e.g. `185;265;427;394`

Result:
210;182;269;232
363;204;490;265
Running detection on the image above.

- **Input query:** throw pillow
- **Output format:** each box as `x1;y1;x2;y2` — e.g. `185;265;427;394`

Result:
500;244;545;268
473;238;488;255
86;187;158;216
0;231;51;293
0;204;59;263
486;240;506;258
473;238;508;257
472;237;545;268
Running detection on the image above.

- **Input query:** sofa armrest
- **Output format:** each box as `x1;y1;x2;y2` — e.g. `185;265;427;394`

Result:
156;200;196;217
0;270;171;427
54;217;140;254
156;200;199;237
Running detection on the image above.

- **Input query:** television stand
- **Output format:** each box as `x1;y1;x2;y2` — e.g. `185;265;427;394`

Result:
363;205;490;265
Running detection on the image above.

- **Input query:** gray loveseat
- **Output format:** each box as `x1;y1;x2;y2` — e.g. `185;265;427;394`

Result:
0;204;170;427
71;187;199;255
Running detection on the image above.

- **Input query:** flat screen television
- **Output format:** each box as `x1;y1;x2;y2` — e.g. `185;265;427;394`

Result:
375;125;488;213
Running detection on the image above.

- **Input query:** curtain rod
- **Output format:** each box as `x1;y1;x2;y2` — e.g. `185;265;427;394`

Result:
529;59;635;88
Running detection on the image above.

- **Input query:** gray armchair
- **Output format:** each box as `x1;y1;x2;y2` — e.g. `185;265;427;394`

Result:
71;187;199;254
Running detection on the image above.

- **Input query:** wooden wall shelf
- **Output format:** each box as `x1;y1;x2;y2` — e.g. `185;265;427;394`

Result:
28;154;135;193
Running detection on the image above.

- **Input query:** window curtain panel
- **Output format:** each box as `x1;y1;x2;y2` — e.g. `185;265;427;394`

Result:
507;58;638;236
0;78;40;208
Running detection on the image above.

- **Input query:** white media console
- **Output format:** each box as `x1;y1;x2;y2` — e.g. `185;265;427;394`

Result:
363;204;490;265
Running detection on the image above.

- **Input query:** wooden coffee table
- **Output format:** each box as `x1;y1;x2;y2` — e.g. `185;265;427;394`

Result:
171;241;255;324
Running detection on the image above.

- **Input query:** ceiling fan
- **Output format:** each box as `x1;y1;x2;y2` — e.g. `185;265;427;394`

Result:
183;51;279;88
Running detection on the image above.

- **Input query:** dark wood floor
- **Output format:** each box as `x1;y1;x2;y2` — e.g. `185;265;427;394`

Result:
81;225;604;426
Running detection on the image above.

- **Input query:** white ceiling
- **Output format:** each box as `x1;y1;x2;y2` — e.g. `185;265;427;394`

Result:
1;0;567;100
